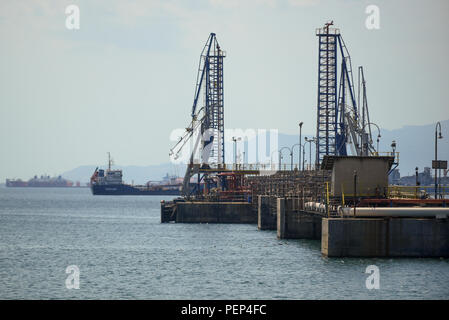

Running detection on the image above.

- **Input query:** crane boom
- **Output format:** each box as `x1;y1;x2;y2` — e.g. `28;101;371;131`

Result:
169;33;226;197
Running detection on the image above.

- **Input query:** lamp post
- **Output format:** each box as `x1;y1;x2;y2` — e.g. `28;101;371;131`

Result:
435;122;443;199
305;137;310;170
303;142;307;171
415;167;419;186
391;140;396;155
376;134;381;155
290;150;293;170
279;151;282;170
291;143;301;170
305;137;317;170
302;142;306;171
279;147;292;171
299;122;303;171
232;136;241;166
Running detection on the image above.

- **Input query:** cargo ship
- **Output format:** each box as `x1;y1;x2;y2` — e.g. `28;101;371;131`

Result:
90;153;182;196
6;175;74;187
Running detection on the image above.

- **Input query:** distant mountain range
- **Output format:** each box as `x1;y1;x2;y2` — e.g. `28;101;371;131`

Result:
62;120;449;183
376;119;449;176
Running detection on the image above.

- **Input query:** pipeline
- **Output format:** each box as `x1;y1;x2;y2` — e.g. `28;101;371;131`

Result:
338;206;449;218
305;202;327;213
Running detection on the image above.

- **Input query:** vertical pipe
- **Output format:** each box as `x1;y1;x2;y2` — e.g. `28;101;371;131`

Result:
290;152;293;171
415;167;419;199
354;176;357;215
302;146;306;172
299;122;303;171
309;141;312;170
435;127;438;199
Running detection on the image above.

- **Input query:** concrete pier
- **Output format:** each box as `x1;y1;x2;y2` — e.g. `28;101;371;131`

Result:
162;201;257;224
276;197;322;240
322;217;449;257
258;196;277;230
163;193;449;258
277;198;285;239
160;201;175;223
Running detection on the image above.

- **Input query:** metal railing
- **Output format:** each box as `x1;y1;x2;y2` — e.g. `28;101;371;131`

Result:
211;163;309;172
372;151;399;162
388;185;449;199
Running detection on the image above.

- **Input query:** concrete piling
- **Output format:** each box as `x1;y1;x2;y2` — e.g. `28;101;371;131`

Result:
258;195;277;230
276;197;322;239
322;217;449;257
172;201;257;224
277;198;286;239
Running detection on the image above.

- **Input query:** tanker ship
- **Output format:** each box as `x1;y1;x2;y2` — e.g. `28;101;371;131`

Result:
90;153;182;196
6;175;74;187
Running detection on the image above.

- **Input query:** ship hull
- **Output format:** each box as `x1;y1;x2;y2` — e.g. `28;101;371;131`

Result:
91;184;181;196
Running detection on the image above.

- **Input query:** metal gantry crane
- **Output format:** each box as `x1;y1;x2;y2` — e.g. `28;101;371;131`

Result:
169;33;226;197
315;22;377;164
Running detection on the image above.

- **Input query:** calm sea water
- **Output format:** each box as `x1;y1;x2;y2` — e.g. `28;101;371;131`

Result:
0;187;448;300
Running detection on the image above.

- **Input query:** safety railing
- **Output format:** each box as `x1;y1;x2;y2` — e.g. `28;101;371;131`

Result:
388;185;449;199
215;163;310;172
316;27;340;35
372;151;399;163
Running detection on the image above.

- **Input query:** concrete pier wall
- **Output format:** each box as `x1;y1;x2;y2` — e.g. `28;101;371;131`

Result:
277;198;322;239
277;198;285;239
160;201;175;223
175;201;257;224
322;217;449;257
258;196;277;230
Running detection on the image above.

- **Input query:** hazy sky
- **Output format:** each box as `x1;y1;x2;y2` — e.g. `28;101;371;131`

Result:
1;0;448;180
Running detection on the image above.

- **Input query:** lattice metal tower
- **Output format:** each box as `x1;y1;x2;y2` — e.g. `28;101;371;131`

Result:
204;35;225;166
316;22;339;164
190;33;226;166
